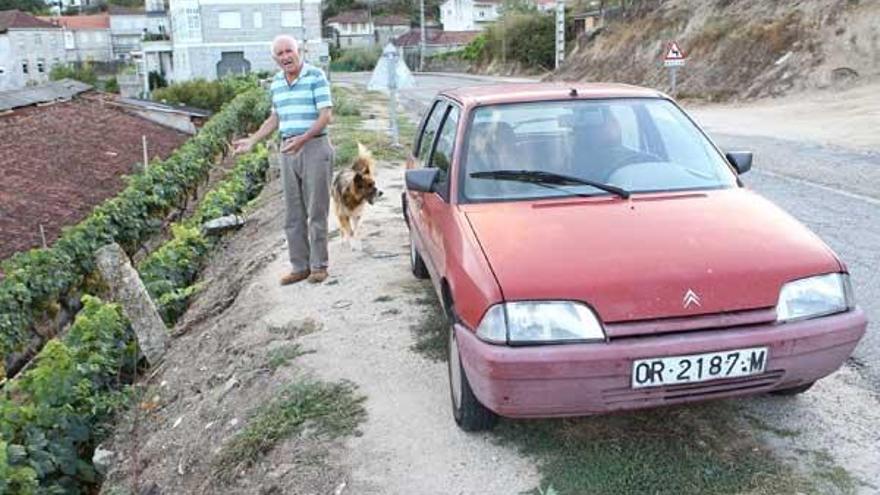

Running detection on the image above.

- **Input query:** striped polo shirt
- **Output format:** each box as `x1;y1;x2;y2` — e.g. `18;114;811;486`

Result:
270;63;333;138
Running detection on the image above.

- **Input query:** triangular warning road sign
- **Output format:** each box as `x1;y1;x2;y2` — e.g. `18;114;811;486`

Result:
664;41;686;60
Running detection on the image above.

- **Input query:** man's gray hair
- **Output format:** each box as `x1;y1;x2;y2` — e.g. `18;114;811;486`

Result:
271;35;299;55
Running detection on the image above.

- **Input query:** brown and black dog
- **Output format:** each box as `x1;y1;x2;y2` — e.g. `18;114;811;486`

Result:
331;142;382;249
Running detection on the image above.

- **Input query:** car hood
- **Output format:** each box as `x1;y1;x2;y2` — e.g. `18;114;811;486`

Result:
462;189;841;323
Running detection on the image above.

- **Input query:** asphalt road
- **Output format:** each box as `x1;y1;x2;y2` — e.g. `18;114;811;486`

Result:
334;72;880;392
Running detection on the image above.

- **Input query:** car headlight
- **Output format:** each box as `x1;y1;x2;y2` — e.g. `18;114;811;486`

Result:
475;301;606;344
775;273;854;322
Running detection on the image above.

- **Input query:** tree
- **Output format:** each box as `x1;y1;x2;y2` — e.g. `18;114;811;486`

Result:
0;0;50;14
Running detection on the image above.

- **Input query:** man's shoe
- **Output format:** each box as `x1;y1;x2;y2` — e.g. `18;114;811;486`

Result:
280;270;310;286
307;269;328;284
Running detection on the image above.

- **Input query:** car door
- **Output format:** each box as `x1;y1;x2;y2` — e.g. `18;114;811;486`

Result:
421;103;461;278
406;100;446;273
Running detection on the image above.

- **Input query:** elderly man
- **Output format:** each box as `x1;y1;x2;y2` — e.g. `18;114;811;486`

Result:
234;35;334;285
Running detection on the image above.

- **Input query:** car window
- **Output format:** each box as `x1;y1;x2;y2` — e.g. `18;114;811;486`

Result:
462;98;737;202
429;105;460;188
416;101;446;165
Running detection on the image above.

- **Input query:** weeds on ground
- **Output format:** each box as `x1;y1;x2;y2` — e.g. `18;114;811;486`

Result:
266;344;310;372
267;318;323;338
498;403;828;495
211;380;366;484
409;284;447;362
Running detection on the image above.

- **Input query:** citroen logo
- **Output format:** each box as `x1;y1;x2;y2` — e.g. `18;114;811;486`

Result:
683;289;701;309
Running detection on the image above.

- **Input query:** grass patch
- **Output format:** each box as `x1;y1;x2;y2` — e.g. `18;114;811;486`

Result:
497;403;826;495
409;285;448;362
330;84;416;168
802;449;866;494
743;413;801;438
211;380;366;484
266;344;310;371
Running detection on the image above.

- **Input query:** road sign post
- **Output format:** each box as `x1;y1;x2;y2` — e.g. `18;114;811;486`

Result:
369;44;416;147
386;47;400;147
663;41;686;96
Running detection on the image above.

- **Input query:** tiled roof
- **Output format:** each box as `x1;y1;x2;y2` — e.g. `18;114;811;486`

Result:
0;9;59;32
394;28;480;47
40;13;110;30
0;93;189;260
374;14;410;26
326;9;370;24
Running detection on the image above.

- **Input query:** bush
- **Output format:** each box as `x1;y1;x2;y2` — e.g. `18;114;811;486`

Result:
330;48;382;72
103;76;119;94
0;296;136;494
139;146;271;324
482;13;556;69
0;88;271;372
50;63;98;86
151;73;264;112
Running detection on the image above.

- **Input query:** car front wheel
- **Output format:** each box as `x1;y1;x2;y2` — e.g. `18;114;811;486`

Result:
448;324;498;431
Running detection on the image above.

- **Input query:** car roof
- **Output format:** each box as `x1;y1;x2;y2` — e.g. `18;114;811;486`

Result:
440;82;668;107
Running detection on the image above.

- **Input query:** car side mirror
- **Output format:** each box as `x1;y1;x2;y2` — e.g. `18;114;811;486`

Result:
726;151;753;175
405;168;440;193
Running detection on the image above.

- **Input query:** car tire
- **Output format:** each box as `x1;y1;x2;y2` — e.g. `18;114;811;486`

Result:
770;381;815;396
409;229;430;280
448;323;498;432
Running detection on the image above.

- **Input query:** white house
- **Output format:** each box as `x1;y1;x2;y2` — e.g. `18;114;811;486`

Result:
41;13;113;63
169;0;325;81
109;3;170;61
325;10;372;48
373;14;410;46
440;0;500;32
0;10;66;91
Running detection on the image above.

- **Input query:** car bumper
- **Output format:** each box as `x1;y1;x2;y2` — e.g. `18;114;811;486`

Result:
456;308;867;418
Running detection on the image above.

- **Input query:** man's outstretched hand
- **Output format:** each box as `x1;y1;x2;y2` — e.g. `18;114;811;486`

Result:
232;137;254;156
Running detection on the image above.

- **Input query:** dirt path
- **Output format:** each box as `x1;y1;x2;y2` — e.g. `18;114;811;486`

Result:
257;162;539;494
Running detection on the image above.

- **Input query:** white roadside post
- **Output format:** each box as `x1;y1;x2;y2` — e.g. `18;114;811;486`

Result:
368;43;416;148
555;0;565;70
387;47;400;146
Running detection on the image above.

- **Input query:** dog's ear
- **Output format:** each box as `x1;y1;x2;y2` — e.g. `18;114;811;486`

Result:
357;142;372;158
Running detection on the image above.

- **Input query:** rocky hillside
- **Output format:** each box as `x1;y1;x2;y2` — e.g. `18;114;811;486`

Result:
551;0;880;100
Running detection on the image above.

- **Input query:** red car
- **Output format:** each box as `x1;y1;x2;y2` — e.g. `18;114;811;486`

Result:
402;83;868;431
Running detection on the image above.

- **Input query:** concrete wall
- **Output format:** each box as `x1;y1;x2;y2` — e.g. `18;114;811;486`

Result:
5;29;67;88
68;29;113;62
0;35;17;91
200;3;308;44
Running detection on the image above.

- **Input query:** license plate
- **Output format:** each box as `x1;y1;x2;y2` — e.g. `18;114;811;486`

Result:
631;347;768;389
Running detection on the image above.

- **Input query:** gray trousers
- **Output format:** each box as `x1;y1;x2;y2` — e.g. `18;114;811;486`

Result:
280;135;334;272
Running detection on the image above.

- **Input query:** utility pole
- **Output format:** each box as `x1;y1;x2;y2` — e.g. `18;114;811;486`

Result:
555;0;565;70
419;0;426;71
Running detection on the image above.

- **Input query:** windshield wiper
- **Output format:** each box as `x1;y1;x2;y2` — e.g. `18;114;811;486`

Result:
470;169;630;199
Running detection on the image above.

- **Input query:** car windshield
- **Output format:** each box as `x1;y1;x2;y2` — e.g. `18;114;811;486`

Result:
461;98;738;201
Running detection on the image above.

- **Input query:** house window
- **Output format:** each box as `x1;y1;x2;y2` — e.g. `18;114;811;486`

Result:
218;11;241;29
281;10;302;27
253;11;263;28
37;59;45;73
187;8;201;30
22;61;29;74
34;34;42;45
